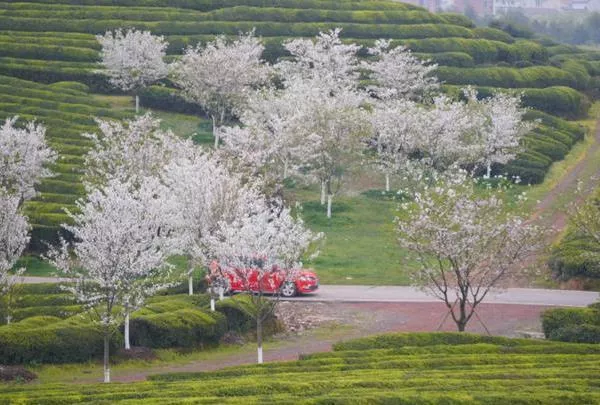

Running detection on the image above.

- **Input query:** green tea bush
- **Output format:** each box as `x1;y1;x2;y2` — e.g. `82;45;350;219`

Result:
129;308;226;348
473;27;514;43
542;307;600;343
437;66;577;89
0;317;121;364
11;305;82;322
333;332;547;351
139;85;205;115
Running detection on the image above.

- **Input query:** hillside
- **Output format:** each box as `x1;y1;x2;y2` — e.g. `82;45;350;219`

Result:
0;0;598;261
1;332;599;403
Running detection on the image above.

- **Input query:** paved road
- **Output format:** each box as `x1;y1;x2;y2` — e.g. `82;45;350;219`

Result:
21;277;599;307
285;285;600;307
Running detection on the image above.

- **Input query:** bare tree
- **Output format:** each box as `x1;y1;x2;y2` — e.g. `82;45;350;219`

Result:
396;168;543;331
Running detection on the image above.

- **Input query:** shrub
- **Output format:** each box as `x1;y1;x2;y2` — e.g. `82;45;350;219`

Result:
11;305;82;322
139;85;206;115
332;332;547;351
542;306;600;344
0;316;121;364
473;27;514;43
129;308;226;348
437;66;578;89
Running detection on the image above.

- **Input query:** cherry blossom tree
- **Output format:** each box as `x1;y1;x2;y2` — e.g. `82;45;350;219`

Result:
0;193;28;325
83;113;187;188
209;202;320;363
48;177;180;382
275;30;371;217
463;89;534;178
97;29;169;113
219;86;308;184
0;116;56;204
172;30;272;148
82;113;189;349
396;167;543;332
163;150;256;299
364;39;439;101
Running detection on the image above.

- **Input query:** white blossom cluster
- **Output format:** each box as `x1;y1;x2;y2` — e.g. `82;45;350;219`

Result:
0;117;55;323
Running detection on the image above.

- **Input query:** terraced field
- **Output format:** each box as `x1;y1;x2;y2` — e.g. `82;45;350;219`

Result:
1;333;599;403
0;0;598;248
0;75;126;248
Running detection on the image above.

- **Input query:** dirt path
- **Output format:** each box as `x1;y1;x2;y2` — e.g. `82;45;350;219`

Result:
111;301;549;383
531;117;600;231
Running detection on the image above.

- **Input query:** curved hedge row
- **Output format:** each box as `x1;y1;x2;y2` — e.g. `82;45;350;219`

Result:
0;18;476;39
4;0;419;12
437;66;579;89
0;4;447;26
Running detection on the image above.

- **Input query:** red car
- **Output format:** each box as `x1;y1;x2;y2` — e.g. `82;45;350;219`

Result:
213;265;319;297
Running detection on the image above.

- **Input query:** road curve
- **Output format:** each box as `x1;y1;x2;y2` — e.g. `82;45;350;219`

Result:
286;285;600;307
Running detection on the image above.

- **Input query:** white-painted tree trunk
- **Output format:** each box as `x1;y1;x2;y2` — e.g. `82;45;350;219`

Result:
327;194;333;218
124;311;131;350
385;173;390;192
210;298;215;311
135;95;140;114
188;274;194;296
486;163;492;178
257;346;263;364
6;315;11;325
320;181;326;205
219;287;224;301
103;334;111;383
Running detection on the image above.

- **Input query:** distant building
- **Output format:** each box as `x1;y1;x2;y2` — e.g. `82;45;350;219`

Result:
400;0;442;12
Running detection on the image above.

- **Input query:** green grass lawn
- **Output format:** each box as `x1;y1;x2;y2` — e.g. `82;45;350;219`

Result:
20;101;600;285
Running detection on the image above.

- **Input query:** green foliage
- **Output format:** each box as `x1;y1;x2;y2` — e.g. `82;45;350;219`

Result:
542;306;600;343
139;85;205;115
0;316;121;364
473;27;514;43
332;332;548;351
437;66;578;89
215;295;258;333
130;308;226;348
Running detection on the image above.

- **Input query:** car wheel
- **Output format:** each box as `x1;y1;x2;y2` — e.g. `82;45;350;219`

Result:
280;281;297;297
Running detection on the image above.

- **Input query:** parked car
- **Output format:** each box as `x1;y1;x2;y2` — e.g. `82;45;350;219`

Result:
208;263;319;297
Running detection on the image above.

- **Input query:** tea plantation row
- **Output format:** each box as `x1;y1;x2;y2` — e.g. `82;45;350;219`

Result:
0;332;598;404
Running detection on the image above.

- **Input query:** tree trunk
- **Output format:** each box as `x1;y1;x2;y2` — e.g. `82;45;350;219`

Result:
219;287;224;301
103;333;110;383
210;298;215;311
385;173;390;192
135;95;140;114
456;300;468;332
327;194;333;219
320;181;326;205
6;315;11;325
212;116;219;149
256;316;263;364
188;274;194;296
283;161;288;179
124;311;131;350
486;162;492;179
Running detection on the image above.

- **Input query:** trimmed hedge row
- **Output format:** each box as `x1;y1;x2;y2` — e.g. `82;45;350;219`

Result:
437;66;579;89
3;0;419;12
332;332;548;351
0;18;476;39
0;5;447;26
542;306;600;344
443;85;590;118
130;308;226;348
0;316;121;364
